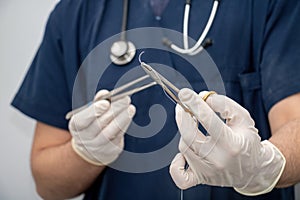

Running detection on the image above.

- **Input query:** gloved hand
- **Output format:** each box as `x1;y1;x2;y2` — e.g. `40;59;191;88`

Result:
169;88;286;196
69;90;136;166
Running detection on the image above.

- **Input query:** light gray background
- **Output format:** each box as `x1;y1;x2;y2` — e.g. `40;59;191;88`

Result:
0;1;299;199
0;1;82;199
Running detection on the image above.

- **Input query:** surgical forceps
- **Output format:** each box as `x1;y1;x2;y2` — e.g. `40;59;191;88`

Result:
65;75;156;120
140;60;216;118
139;59;197;117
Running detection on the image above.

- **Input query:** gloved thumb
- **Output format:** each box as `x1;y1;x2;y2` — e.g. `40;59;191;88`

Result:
69;90;111;131
169;153;197;190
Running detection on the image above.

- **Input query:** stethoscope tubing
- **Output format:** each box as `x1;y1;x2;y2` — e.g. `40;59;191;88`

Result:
121;0;129;41
111;0;220;65
170;0;219;55
183;2;191;50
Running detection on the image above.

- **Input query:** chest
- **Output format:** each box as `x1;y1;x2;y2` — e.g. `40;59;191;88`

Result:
68;0;257;107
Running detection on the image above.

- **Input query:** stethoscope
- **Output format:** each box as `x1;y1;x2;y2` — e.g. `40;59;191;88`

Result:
110;0;220;66
110;0;136;65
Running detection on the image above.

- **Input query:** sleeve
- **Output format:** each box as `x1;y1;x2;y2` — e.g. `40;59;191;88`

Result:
11;2;71;130
261;0;300;112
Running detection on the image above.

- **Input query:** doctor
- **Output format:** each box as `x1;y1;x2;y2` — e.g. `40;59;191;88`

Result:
12;0;300;199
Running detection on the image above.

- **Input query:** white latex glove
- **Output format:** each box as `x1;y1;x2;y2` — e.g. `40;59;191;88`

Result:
69;90;136;166
169;88;286;196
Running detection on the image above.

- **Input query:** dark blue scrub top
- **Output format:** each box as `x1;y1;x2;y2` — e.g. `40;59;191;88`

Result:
12;0;300;199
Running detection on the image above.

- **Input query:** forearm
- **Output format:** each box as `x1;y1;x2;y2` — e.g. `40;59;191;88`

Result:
31;139;105;200
269;119;300;188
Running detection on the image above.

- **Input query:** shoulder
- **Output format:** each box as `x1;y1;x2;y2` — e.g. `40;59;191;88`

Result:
50;0;105;23
53;0;87;11
45;0;106;41
50;0;87;20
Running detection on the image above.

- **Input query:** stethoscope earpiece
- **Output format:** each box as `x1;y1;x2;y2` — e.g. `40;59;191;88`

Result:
110;40;136;65
202;38;213;48
162;38;173;47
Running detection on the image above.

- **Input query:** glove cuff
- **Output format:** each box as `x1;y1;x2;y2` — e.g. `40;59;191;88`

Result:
234;140;286;196
71;138;104;166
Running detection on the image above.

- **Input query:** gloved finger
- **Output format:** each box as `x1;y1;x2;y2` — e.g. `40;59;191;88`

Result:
98;96;131;126
93;90;113;118
97;104;136;142
178;136;207;158
180;134;230;172
69;99;110;132
169;153;197;190
83;133;125;166
94;89;110;101
99;133;125;164
73;97;132;141
199;91;255;127
82;105;135;164
79;101;134;140
110;132;124;148
176;104;207;150
178;137;193;156
178;88;230;139
73;112;108;140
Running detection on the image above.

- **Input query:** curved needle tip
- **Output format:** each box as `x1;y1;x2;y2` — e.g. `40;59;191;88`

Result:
138;51;145;64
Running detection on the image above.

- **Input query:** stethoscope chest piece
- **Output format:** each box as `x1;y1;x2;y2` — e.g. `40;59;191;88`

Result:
110;40;136;65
